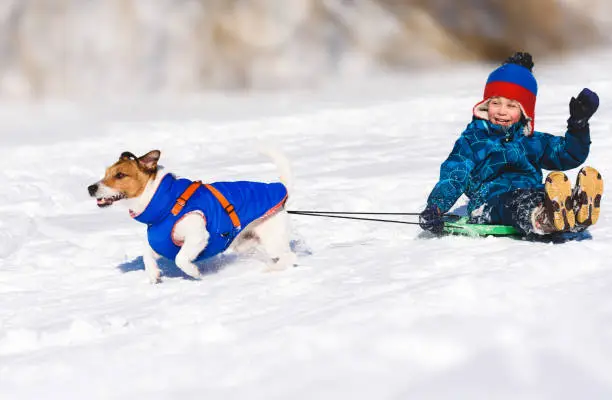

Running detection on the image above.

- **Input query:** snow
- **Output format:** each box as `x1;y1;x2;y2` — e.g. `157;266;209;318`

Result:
2;49;612;399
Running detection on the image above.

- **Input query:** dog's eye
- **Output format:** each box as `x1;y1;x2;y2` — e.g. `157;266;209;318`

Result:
114;172;127;179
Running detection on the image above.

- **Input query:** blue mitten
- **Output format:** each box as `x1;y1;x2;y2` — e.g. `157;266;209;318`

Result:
419;206;444;234
568;88;599;130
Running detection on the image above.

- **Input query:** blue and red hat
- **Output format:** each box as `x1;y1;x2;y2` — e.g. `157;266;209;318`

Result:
473;61;538;135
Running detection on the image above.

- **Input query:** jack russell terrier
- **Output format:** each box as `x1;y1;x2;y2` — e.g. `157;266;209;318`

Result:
88;149;297;283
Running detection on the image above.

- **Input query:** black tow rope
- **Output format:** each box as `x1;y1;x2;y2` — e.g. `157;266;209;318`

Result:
287;210;422;226
287;210;462;227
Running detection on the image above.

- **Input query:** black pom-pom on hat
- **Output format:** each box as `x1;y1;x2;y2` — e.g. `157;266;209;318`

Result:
503;52;534;72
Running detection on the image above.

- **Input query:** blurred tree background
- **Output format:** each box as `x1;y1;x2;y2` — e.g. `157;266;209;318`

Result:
0;0;609;100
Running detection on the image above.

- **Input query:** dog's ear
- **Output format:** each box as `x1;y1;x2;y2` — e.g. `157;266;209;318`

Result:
138;150;161;172
119;151;138;161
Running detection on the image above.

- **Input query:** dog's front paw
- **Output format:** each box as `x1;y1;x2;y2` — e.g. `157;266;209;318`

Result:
145;265;162;284
189;271;202;280
175;260;202;280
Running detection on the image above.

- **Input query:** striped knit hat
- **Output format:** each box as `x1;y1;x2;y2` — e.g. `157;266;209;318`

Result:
473;52;538;135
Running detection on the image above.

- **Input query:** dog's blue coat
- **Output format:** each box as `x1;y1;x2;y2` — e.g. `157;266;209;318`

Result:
132;174;288;261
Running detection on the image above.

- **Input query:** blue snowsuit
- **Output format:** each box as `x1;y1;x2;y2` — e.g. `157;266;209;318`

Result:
133;174;288;261
427;118;590;232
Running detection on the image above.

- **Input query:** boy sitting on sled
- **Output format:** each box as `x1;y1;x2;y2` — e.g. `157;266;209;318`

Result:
419;52;603;236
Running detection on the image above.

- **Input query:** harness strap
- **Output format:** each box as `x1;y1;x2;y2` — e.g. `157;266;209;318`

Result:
170;181;241;229
204;184;241;229
171;181;202;216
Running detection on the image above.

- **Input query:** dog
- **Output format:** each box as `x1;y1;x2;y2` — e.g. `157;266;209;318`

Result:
88;149;297;283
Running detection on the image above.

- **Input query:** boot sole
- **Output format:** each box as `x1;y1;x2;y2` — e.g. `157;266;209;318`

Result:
575;166;604;225
544;171;575;231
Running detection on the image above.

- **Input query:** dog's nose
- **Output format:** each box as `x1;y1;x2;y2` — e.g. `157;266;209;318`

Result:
88;184;98;197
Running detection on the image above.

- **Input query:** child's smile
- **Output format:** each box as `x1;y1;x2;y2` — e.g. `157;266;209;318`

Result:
487;96;522;127
492;116;512;125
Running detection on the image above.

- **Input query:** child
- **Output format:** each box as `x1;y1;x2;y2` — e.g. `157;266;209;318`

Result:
419;52;603;236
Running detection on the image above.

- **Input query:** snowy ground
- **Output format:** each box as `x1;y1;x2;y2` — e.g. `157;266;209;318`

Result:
2;49;612;399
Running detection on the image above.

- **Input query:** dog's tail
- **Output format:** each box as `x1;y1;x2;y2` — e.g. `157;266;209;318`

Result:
259;147;294;196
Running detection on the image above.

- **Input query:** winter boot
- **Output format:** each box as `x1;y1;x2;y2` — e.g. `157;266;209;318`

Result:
531;203;556;234
573;166;604;227
543;171;575;231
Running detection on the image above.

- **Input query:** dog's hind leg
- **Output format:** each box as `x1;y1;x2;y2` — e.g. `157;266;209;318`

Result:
143;245;162;284
173;213;209;279
254;211;297;271
231;230;260;254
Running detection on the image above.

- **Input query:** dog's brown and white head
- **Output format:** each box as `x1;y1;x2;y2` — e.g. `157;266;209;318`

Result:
88;150;161;207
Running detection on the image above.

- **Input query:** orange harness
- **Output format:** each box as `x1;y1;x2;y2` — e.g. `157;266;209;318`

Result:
171;181;241;229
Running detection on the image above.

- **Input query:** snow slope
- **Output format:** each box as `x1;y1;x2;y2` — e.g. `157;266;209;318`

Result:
1;49;612;399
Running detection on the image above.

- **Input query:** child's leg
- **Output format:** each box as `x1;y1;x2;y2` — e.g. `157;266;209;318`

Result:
573;166;604;228
499;172;575;235
473;170;594;236
470;188;545;235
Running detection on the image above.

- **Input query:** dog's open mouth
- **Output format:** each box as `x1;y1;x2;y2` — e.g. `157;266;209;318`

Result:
96;194;126;207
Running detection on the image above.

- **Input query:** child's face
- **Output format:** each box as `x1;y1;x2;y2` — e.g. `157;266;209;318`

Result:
487;97;522;127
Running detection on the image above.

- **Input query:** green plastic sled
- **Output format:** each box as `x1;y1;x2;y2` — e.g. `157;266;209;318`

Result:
442;216;521;237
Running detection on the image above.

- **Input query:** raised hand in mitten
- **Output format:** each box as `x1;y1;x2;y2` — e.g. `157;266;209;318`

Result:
568;88;599;130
